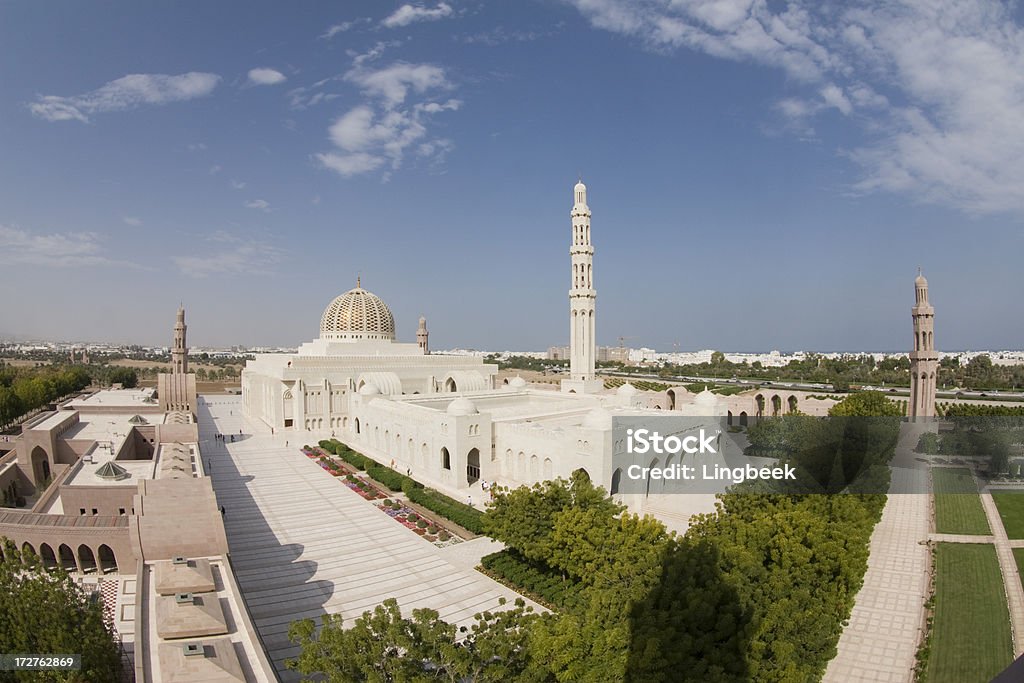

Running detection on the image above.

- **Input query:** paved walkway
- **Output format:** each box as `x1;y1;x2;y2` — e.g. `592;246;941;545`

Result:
980;491;1024;654
823;442;931;682
197;397;538;681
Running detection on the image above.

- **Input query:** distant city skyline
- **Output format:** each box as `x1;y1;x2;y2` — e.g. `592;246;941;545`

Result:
1;1;1022;351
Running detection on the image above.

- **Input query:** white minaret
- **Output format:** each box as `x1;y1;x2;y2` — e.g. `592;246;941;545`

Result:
417;316;429;355
562;180;603;394
172;306;188;374
909;269;938;419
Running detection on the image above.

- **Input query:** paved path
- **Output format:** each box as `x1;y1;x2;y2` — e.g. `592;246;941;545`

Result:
823;448;931;682
197;397;538;681
980;491;1024;655
928;532;995;544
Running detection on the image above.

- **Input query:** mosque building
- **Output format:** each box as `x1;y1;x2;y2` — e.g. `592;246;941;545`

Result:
239;181;940;513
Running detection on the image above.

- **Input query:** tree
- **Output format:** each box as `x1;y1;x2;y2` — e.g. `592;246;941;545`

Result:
287;597;548;682
828;391;904;417
0;539;123;682
106;367;137;388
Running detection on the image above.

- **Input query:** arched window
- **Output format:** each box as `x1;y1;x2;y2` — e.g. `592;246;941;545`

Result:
441;447;451;470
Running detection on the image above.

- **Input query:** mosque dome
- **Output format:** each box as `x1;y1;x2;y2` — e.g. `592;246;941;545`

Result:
447;397;479;416
358;382;380;396
509;376;527;389
616;382;638;397
695;386;718;406
582;406;613;430
320;278;396;341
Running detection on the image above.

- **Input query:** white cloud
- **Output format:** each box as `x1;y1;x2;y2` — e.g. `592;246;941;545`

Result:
316;61;460;179
230;179;247;190
565;0;1024;215
344;62;450;108
247;67;287;86
122;216;143;227
321;18;371;39
244;199;271;212
30;72;220;123
187;142;207;151
173;243;283;278
0;224;133;268
382;3;453;29
350;40;403;68
209;164;222;175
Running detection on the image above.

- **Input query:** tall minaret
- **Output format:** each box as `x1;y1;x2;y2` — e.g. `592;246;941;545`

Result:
172;306;188;374
417;316;429;354
909;270;937;419
563;180;602;394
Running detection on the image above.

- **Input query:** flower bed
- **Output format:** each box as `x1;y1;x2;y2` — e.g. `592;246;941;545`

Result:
375;500;460;547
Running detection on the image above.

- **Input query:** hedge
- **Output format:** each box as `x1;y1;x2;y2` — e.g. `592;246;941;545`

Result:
403;481;484;534
367;464;412;492
480;550;582;611
320;438;484;533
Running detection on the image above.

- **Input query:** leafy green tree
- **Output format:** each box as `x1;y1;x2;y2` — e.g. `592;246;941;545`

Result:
287;597;548;682
105;367;137;388
0;539;123;682
828;390;904;417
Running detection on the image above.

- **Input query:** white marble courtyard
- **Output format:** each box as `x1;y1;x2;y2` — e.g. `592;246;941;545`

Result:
197;396;537;681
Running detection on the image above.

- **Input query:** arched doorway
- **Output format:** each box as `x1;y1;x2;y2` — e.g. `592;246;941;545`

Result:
445;377;457;392
30;446;51;488
788;395;798;413
667;389;676;411
755;395;765;418
354;418;360;434
21;542;36;563
467;448;480;484
58;544;76;572
78;545;97;574
645;459;658;497
610;468;622;495
98;544;117;573
441;447;451;471
739;411;748;427
572;467;591;482
40;543;58;570
771;395;782;417
543;458;553;479
727;411;733;426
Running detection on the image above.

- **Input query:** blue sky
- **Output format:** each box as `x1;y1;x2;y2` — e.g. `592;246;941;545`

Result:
1;0;1022;352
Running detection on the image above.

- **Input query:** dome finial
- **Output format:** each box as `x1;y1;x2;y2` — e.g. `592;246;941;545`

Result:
357;275;361;289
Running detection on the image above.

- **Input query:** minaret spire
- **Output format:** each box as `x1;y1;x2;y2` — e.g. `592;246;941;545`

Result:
563;179;601;394
417;316;429;355
172;305;188;374
910;270;937;419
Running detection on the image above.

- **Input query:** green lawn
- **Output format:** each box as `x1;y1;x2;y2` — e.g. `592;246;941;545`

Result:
992;492;1024;539
1014;547;1024;578
933;468;991;535
926;543;1013;682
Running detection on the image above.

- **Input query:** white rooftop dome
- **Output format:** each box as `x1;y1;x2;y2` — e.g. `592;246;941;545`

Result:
509;376;527;389
358;382;380;396
320;278;395;341
695;387;718;406
447;397;479;416
616;382;638;397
